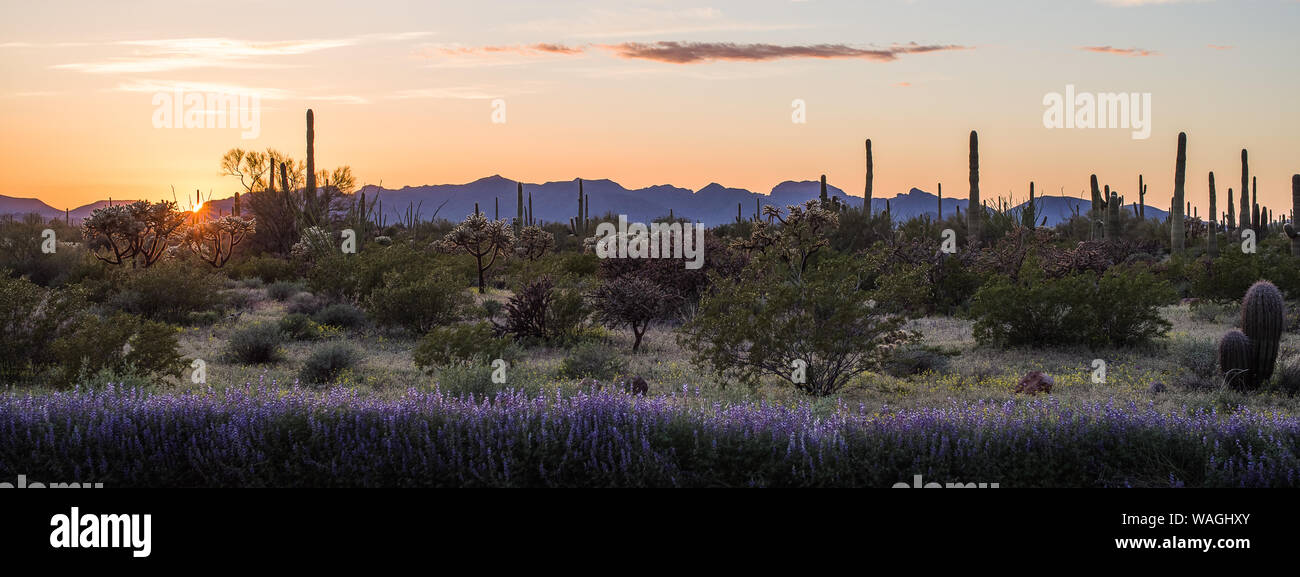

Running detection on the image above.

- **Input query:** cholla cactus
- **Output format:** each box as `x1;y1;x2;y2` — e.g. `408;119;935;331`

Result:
81;200;187;268
184;215;256;268
437;212;515;293
290;225;335;263
515;225;555;261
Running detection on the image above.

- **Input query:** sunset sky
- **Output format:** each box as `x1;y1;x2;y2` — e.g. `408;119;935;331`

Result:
1;0;1298;215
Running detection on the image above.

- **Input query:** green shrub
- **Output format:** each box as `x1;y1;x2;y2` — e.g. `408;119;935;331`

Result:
226;254;298;284
226;323;284;364
186;310;223;326
436;364;501;397
312;303;368;330
285;292;325;315
279;313;321;341
971;257;1174;348
51;312;184;385
366;270;469;333
0;274;89;383
108;262;226;324
413;322;513;372
266;280;304;301
502;276;589;345
298;342;361;385
558;342;626;380
1273;355;1300;396
881;345;953;378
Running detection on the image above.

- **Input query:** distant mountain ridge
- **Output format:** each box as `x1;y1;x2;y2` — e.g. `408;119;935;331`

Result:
2;175;1169;228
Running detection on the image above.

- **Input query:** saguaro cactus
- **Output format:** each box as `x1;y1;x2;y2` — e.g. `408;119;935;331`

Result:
937;183;942;219
820;174;828;204
306;109;316;215
1285;175;1300;257
1227;187;1236;233
233;191;241;217
1021;182;1037;229
967;131;980;245
516;182;524;234
1090;174;1104;239
1106;188;1120;240
1239;150;1250;231
864;139;874;215
1208;172;1218;257
1171;132;1187;253
1138;174;1145;220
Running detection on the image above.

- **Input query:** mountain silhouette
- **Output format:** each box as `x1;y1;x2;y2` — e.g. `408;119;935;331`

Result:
3;176;1169;228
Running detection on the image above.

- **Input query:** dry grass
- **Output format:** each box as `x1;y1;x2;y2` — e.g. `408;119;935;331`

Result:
166;291;1300;416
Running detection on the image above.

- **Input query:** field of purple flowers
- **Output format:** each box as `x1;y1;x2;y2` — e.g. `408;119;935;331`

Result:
1;384;1297;487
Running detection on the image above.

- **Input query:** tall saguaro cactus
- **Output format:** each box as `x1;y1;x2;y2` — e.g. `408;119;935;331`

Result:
1090;174;1104;239
1239;150;1250;232
516;182;524;234
1106;188;1120;240
1284;175;1300;256
864;139;874;215
1138;174;1145;220
305;109;316;217
1208;172;1219;257
967;130;980;245
937;182;942;219
1171;132;1187;253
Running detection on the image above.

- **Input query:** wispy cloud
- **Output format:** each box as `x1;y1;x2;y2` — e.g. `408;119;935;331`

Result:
52;33;432;74
1079;45;1160;57
598;42;971;64
388;87;506;100
1207;44;1234;50
512;7;808;39
114;79;367;103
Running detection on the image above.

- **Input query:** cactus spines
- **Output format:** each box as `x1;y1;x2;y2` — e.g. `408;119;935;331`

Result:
1208;172;1218;257
864;139;873;215
1284;175;1300;256
967;130;980;245
1171;132;1187;253
1241;281;1285;390
305;109;316;215
1218;329;1252;390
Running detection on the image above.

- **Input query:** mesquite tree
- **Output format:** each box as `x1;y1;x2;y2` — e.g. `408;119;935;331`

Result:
592;276;677;352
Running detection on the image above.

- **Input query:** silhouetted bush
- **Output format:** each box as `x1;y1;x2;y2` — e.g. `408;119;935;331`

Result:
107;262;225;324
413;322;513;372
266;280;305;301
559;342;626;380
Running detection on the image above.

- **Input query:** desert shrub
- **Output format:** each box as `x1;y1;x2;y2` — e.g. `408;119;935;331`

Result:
881;345;953;378
1166;337;1220;379
313;303;368;330
971;257;1174;348
279;313;321;341
226;322;284;364
186;310;223;326
0;218;104;288
298;342;361;385
502;276;589;345
226;254;298;284
51;312;184;385
413;322;513;372
1273;355;1300;396
680;249;912;397
108;262;226;324
366;270;469;333
285;292;325;315
436;364;501;397
559;342;627;380
266;280;304;301
0;274;89;382
239;277;265;289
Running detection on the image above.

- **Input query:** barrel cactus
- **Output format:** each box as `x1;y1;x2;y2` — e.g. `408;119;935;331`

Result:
1218;329;1252;390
